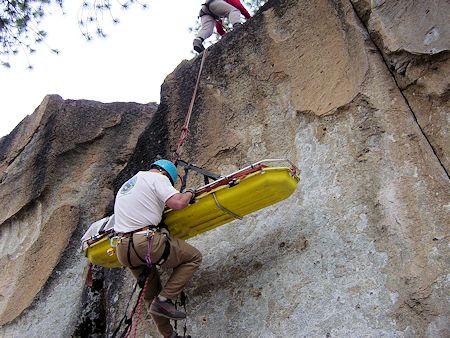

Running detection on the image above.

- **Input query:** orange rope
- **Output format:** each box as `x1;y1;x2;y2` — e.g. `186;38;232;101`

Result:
174;49;208;161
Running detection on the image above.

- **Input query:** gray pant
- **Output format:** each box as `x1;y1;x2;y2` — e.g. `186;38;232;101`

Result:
196;0;242;40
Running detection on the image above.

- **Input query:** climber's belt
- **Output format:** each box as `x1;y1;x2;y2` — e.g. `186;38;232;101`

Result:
119;225;158;238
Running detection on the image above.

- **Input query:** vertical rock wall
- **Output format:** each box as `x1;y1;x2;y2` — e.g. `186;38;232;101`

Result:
0;0;448;337
350;0;450;174
0;95;155;335
117;0;449;336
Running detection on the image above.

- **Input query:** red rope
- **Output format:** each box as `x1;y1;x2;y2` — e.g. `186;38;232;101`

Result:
134;277;150;338
125;234;154;338
174;49;208;161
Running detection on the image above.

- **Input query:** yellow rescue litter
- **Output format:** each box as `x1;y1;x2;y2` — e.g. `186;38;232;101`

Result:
85;235;122;268
82;159;300;268
165;161;299;239
81;216;122;268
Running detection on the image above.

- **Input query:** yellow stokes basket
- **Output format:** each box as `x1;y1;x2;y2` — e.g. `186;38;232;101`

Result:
83;159;300;268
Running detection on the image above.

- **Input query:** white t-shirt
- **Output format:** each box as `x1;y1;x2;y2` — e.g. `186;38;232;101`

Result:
113;171;178;233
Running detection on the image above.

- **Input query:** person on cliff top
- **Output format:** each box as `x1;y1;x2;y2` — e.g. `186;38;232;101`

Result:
193;0;252;53
114;159;201;338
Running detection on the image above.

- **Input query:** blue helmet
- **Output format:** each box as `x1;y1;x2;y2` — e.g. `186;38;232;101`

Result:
151;159;178;185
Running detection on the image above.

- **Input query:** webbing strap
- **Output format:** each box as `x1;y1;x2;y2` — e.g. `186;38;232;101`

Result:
174;49;208;161
127;235;147;270
127;233;170;269
212;193;243;220
127;236;138;269
177;159;222;192
145;234;153;267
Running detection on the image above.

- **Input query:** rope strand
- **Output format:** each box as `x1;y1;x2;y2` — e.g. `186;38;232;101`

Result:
174;50;208;161
125;277;150;338
125;234;154;338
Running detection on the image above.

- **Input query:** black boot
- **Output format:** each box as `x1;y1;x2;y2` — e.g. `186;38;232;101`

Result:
193;37;205;53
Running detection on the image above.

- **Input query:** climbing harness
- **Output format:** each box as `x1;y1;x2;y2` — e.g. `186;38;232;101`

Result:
123;228;171;269
200;0;221;20
126;235;145;270
174;49;208;161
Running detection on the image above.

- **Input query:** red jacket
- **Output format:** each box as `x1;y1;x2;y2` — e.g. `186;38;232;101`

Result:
215;0;252;36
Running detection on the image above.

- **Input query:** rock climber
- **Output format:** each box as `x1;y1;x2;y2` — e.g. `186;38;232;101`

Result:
193;0;252;53
113;159;201;338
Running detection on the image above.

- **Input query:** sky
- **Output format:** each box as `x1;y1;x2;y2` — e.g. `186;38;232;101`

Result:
0;0;206;137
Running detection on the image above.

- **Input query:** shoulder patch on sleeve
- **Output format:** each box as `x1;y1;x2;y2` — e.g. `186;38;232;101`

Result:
119;176;137;195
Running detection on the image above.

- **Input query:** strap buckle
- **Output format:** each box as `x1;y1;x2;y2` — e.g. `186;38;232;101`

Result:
144;227;158;238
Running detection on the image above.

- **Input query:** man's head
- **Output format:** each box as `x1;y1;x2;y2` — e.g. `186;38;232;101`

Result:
150;159;178;186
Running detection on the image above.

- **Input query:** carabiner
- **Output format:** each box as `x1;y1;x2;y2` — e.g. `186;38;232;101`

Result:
110;235;121;248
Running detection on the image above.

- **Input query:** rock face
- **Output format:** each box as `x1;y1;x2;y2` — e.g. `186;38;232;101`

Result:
0;95;155;334
0;0;449;337
350;0;450;173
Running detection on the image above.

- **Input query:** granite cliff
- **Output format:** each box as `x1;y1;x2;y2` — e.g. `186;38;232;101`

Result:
0;0;448;337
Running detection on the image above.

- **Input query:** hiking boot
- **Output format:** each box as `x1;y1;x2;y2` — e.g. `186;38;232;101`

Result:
149;297;186;320
193;38;205;53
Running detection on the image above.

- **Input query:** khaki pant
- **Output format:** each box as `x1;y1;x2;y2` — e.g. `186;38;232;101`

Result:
196;0;241;40
116;230;202;337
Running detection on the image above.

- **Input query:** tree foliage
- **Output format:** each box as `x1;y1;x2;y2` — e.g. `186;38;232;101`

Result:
1;0;63;68
77;0;147;42
243;0;266;13
0;0;147;68
1;0;264;68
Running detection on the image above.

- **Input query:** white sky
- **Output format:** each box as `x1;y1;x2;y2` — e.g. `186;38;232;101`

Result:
0;0;206;137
